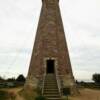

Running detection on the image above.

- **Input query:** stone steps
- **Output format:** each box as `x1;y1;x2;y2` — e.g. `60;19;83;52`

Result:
43;74;61;100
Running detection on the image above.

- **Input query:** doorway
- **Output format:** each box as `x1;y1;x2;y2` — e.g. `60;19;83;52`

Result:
46;59;55;74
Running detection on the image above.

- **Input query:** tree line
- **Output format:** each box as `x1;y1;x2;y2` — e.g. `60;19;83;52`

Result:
0;74;25;83
0;73;100;88
0;73;100;84
0;74;26;88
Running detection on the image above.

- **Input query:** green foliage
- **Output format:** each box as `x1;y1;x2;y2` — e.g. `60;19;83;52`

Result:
92;73;100;84
7;78;15;82
16;74;25;82
62;88;71;96
0;90;9;100
0;76;5;81
35;95;46;100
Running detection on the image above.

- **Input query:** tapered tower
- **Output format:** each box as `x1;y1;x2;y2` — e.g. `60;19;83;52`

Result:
25;0;77;96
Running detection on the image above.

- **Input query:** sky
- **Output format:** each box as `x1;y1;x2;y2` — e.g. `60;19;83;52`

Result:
0;0;100;82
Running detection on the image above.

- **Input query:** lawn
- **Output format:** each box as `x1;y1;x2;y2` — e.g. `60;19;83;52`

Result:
0;87;100;100
0;90;10;100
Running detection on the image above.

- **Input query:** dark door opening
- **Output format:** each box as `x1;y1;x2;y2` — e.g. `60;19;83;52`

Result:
46;60;55;74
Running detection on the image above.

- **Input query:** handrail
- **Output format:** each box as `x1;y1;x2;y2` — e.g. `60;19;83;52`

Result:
56;74;62;96
42;73;46;95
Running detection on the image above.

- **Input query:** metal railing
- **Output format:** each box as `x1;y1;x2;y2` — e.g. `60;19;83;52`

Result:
42;73;46;95
56;74;62;96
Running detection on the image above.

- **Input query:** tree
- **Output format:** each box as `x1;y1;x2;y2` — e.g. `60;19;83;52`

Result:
16;74;26;82
6;78;15;82
92;73;100;84
0;76;5;82
0;76;4;81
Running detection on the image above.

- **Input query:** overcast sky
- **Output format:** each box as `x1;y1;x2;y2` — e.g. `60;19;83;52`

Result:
0;0;100;81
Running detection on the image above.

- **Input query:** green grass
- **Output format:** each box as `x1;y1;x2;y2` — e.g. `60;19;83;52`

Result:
19;88;38;100
0;90;9;100
35;95;46;100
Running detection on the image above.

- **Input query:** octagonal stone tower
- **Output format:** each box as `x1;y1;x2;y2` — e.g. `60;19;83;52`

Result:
24;0;77;95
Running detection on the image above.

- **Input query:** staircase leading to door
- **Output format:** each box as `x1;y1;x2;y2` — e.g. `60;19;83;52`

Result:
43;74;61;100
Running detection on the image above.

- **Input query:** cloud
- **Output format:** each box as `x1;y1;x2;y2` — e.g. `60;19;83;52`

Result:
0;0;100;81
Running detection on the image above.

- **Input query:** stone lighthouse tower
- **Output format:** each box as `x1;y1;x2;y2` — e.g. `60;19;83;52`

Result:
24;0;77;97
